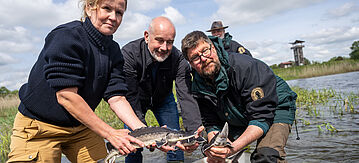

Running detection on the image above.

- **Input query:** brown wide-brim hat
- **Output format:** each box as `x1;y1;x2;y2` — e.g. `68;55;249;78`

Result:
206;21;228;32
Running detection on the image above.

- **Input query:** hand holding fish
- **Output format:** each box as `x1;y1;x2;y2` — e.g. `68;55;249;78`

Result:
205;146;234;163
104;126;206;163
148;142;176;153
175;125;205;153
105;128;145;155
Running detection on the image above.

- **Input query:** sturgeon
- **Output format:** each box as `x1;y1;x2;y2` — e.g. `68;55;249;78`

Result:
103;126;206;163
194;122;249;163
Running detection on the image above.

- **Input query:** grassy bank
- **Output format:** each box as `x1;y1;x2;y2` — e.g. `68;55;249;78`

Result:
273;59;359;80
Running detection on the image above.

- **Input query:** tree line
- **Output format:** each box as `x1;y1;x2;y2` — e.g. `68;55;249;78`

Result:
0;86;18;97
271;40;359;69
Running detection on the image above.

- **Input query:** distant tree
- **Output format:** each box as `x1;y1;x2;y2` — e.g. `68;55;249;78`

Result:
312;61;321;64
336;56;344;61
350;40;359;51
270;64;279;69
0;86;11;97
328;56;344;62
0;86;18;97
11;90;19;95
350;40;359;60
303;57;311;65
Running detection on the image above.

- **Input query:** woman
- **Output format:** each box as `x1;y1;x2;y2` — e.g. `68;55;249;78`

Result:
7;0;148;162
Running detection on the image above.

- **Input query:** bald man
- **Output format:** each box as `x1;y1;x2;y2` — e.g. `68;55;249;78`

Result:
121;16;202;163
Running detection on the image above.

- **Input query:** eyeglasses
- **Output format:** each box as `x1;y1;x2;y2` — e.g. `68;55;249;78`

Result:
189;45;212;64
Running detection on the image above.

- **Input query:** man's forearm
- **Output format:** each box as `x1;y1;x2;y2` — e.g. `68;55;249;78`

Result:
231;125;263;153
108;96;146;130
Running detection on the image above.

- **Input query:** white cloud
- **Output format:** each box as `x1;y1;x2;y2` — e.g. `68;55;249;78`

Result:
162;6;186;25
297;26;359;62
325;2;359;18
115;6;186;43
0;0;81;29
115;12;151;42
0;69;28;91
0;26;39;54
0;53;17;66
242;40;294;65
302;26;359;45
128;0;171;11
212;0;324;25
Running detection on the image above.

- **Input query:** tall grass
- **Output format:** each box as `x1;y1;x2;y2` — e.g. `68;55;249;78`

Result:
0;106;17;162
94;100;162;129
0;96;19;115
273;60;359;80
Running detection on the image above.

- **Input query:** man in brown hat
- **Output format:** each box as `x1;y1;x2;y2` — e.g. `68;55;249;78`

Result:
207;20;252;56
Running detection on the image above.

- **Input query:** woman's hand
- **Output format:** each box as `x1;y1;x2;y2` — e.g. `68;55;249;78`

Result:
106;129;144;155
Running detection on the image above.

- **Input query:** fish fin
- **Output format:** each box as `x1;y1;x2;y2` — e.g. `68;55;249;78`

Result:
196;136;207;143
218;122;229;139
105;142;116;152
156;139;167;148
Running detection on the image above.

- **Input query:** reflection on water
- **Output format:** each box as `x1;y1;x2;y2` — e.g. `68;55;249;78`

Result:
286;71;359;162
287;71;359;94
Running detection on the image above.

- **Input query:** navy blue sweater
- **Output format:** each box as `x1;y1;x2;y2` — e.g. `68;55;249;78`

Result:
18;18;128;127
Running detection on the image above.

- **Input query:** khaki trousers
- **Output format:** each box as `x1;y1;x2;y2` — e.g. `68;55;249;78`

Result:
256;123;291;163
7;112;107;163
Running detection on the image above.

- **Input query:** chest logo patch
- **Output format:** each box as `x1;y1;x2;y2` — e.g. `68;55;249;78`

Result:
251;87;264;101
238;47;246;54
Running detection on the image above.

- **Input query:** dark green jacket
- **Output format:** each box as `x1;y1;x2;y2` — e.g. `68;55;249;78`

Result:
223;33;252;57
192;36;278;136
274;76;297;124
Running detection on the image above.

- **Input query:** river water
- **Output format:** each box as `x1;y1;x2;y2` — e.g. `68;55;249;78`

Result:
286;71;359;94
285;71;359;163
63;71;359;162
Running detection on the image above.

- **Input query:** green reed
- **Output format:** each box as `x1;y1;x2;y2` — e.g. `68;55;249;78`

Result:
293;86;358;133
317;122;338;133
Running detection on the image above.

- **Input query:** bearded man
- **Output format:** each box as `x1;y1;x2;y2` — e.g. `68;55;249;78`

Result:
121;16;202;163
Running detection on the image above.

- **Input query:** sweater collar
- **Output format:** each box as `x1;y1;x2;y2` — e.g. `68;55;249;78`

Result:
84;17;113;48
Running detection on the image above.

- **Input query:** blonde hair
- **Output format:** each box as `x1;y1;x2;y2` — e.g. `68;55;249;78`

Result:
80;0;127;21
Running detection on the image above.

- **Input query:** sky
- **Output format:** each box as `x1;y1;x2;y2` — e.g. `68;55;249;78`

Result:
0;0;358;91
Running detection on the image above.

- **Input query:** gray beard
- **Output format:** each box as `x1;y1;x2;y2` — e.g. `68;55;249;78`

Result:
200;61;221;80
148;47;169;62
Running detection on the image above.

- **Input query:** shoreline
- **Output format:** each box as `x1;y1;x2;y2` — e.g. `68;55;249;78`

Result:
272;59;359;81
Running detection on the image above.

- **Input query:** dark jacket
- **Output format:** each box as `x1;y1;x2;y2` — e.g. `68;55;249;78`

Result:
18;18;128;127
192;36;277;136
222;37;298;125
121;38;202;132
223;33;252;57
